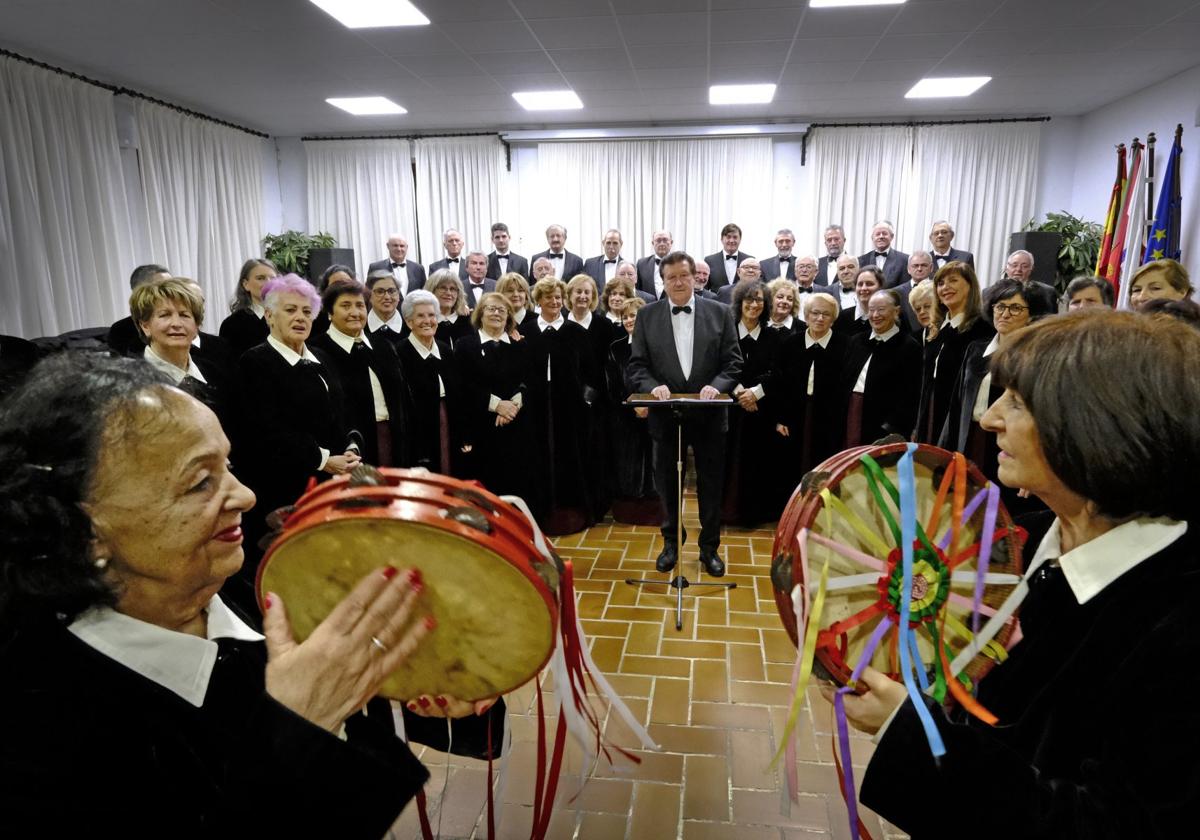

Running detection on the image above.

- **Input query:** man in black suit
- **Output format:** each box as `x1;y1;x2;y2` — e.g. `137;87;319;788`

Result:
486;222;529;280
889;251;931;334
636;230;674;300
928;220;975;271
833;254;861;310
691;261;720;302
427;229;469;281
107;263;171;356
816;224;847;287
628;251;743;577
858;221;910;289
531;224;584;279
794;255;835;300
760;228;798;281
531;257;555;281
462;252;496;310
1002;249;1058;301
367;234;427;293
583;229;625;289
716;258;763;304
703;223;754;293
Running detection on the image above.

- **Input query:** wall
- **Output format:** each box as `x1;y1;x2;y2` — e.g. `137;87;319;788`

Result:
1033;117;1081;222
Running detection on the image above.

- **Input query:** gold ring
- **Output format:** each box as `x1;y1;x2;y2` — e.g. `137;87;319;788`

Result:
371;636;387;653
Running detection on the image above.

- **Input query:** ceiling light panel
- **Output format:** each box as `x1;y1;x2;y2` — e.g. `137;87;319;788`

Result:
905;76;991;98
709;84;777;105
512;90;584;111
326;96;408;115
309;0;429;29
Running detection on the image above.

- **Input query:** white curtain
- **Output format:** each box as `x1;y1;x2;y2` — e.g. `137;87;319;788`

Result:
305;139;416;275
806;126;914;260
907;123;1040;284
528;138;775;261
135;99;266;319
0;56;136;337
412;136;505;264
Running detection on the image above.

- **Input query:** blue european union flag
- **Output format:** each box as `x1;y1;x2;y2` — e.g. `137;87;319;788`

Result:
1144;129;1182;263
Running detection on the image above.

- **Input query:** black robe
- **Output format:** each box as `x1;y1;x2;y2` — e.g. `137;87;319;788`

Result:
396;336;464;475
453;331;531;500
604;336;661;525
435;314;473;349
218;308;269;361
772;329;850;478
0;335;40;399
722;324;785;527
839;329;923;447
915;316;995;444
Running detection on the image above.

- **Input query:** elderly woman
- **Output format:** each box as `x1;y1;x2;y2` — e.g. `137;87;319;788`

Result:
940;278;1056;493
426;269;473;348
915;260;994;443
454;292;530;498
604;296;661;524
397;290;465;476
496;271;536;330
1064;275;1113;311
310;278;411;468
836;266;884;337
220;258;277;358
774;292;848;476
839;289;922;448
566;273;619;365
602;276;636;325
765;277;801;333
721;279;786;526
365;269;407;349
908;278;943;343
518;277;596;534
565;273;612;519
830;311;1200;838
1128;258;1192;310
310;264;356;337
0;353;436;836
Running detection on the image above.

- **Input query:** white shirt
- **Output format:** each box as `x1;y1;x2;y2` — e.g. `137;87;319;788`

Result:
406;333;445;397
368;309;405;333
971;334;1001;422
545;251;566;271
652;257;665;299
267;335;331;469
567;310;593;329
874;250;890;269
825;260;839;285
69;595;264;707
736;322;765;400
852;325;900;393
839;286;857;310
495;252;510;274
327;327;389;422
603;257;620;282
143;345;205;386
390;262;407;285
669;295;695;380
804;330;832;395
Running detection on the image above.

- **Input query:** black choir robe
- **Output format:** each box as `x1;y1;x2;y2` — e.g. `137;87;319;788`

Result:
454;331;531;499
604;335;661;524
773;329;850;477
435;314;473;349
218;308;270;360
396;336;465;475
915;315;995;444
574;313;622;519
0;335;40;399
310;331;412;468
839;329;922;446
722;324;786;526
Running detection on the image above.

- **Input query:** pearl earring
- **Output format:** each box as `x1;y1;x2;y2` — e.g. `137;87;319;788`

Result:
94;557;109;570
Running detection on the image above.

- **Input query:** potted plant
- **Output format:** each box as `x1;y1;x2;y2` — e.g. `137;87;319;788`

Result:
1020;211;1103;294
262;230;338;278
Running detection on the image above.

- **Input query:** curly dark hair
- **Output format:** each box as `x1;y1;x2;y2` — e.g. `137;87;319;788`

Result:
0;353;171;628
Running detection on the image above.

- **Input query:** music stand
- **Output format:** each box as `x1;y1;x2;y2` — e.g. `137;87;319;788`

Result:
622;393;737;631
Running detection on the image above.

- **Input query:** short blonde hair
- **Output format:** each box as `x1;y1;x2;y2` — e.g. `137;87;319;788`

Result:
565;274;599;311
129;277;206;341
495;272;531;311
908;278;938;309
531;277;567;306
766;278;799;317
1131;259;1192;296
469;292;516;333
802;292;839;319
623;296;647;315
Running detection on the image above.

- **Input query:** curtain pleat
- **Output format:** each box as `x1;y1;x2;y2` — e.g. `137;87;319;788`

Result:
412;136;505;264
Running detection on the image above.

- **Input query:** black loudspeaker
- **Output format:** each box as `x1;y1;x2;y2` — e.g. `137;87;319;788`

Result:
1006;232;1060;286
307;248;356;287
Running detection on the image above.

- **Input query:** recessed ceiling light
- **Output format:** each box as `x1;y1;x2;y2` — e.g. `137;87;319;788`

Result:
326;96;408;115
512;90;584;111
308;1;429;29
709;84;777;106
905;76;992;98
810;0;906;8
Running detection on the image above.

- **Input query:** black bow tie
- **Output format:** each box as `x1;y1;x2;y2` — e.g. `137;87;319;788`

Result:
875;251;889;258
604;259;617;264
471;282;485;287
654;258;662;264
672;305;692;315
391;262;405;269
724;253;737;260
779;256;791;261
446;258;459;264
548;253;564;259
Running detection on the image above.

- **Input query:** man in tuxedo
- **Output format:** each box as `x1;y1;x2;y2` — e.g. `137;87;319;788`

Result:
858;221;910;289
1003;249;1058;299
531;257;555;281
794;255;834;299
486;222;529;280
531;224;584;279
691;261;720;302
462;252;496;310
716;258;763;304
760;228;798;281
704;223;754;292
628;252;742;577
817;224;847;286
107;263;171;356
834;254;861;310
427;229;469;280
368;234;427;293
637;230;674;299
889;251;930;333
928;221;974;271
583;229;625;288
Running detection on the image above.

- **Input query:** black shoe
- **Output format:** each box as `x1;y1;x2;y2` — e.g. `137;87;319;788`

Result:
656;543;679;573
699;548;726;578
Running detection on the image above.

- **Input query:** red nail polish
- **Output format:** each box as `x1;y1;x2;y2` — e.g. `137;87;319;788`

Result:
411;580;424;594
408;568;423;586
263;594;273;610
434;696;448;708
417;696;430;709
407;702;418;711
424;614;437;631
382;566;398;580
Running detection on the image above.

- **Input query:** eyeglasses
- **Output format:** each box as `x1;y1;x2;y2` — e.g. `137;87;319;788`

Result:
993;302;1028;316
807;311;835;320
372;288;399;297
866;307;896;316
481;305;507;314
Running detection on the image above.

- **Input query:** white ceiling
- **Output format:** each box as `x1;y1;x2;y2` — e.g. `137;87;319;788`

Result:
2;0;1198;135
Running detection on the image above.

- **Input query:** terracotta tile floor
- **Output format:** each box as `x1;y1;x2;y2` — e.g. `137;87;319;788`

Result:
388;487;908;840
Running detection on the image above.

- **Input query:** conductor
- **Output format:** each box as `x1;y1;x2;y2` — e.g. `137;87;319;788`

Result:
628;251;743;577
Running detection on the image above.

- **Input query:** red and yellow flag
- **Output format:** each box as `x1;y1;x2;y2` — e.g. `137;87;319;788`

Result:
1095;144;1127;281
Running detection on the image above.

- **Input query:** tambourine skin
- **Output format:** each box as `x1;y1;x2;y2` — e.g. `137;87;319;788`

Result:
257;469;559;702
771;442;1024;690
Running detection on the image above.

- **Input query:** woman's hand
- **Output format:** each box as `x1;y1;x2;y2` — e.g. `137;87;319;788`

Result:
776;423;790;437
634;407;649;419
263;566;433;733
495;400;519;421
736;389;759;412
460;443;473;454
324;451;362;475
406;695;498;719
818;667;909;735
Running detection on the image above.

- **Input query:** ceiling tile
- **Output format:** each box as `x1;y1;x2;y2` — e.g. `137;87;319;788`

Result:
621;13;710;45
527;16;622;43
709;66;784;85
886;0;1001;35
409;55;495;78
709;9;803;42
788;36;887;64
853;57;938;83
548;48;631;72
627;44;708;69
469;51;558;75
637;67;707;88
796;7;902;39
440;20;543;50
783;61;866;84
490;72;573;91
564;69;640;91
513;0;614;17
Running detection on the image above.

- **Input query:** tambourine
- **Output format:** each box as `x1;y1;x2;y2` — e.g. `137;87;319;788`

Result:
256;467;561;702
771;441;1026;694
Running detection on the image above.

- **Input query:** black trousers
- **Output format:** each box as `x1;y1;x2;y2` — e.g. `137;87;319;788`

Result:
652;417;726;552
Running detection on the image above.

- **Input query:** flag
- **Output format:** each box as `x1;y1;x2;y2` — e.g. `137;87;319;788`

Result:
1144;126;1183;263
1095;144;1127;278
1116;150;1149;310
1098;142;1141;289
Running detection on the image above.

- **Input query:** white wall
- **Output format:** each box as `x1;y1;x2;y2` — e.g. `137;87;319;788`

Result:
1033;117;1081;222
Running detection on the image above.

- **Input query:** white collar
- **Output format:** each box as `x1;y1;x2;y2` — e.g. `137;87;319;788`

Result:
934;251;951;258
68;595;263;708
538;315;565;331
1031;517;1187;605
267;334;319;366
143;345;205;385
407;332;441;359
467;277;488;287
250;302;265;318
367;309;404;332
806;330;832;349
494;250;509;257
943;312;966;330
191;334;202;348
606;311;622;324
327;325;371;353
439;312;459;324
477;329;510;344
568;310;593;328
870;324;900;342
982;333;1001;357
738;322;761;340
770;314;794;330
